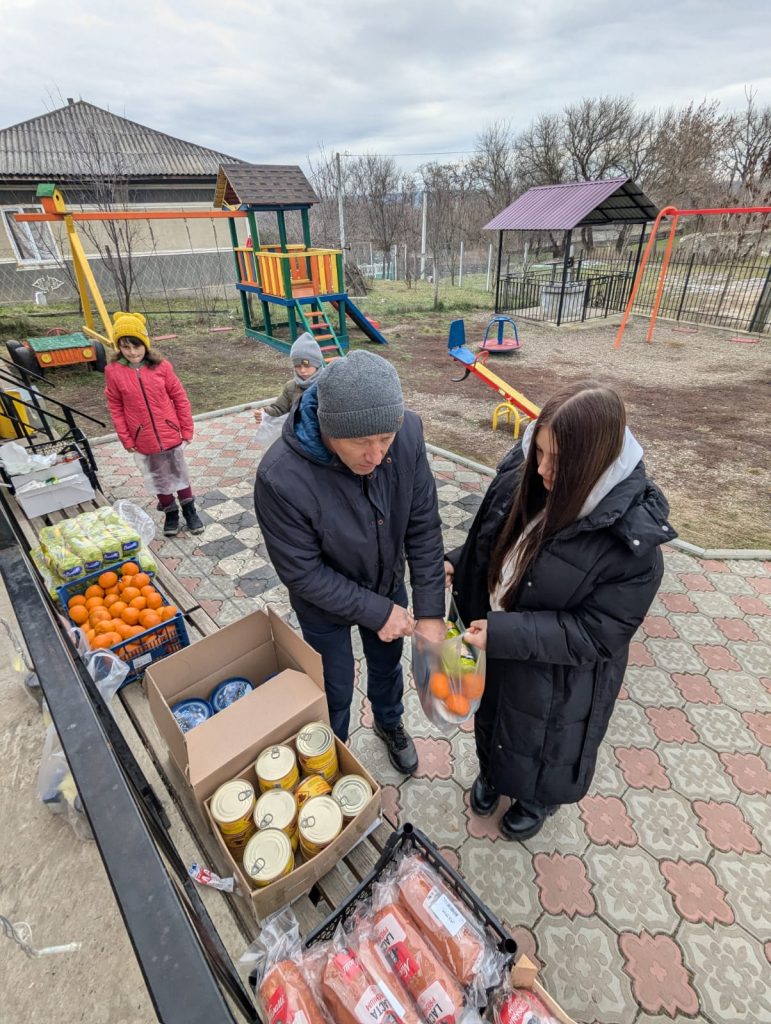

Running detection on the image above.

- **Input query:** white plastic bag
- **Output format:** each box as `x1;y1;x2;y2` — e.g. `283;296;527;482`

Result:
0;440;57;475
254;412;288;449
134;446;190;495
37;708;92;842
112;499;156;545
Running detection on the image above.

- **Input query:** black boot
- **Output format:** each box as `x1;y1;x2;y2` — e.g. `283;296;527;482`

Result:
373;720;418;775
500;800;557;842
181;499;204;534
162;505;180;537
470;774;499;816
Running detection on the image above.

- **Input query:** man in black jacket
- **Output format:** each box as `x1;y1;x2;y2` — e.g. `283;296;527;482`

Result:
254;352;446;774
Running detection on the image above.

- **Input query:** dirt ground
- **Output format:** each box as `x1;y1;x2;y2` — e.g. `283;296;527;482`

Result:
0;580;154;1024
23;312;770;549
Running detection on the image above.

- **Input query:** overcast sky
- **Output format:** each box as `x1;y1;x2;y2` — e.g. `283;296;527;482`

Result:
2;0;770;172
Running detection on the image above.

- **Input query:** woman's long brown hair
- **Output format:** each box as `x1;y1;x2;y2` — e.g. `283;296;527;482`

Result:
488;381;626;610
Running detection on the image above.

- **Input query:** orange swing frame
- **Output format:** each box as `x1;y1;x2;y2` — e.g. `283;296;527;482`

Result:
614;204;771;349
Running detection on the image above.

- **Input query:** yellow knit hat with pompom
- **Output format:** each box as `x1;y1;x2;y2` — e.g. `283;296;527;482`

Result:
112;311;150;348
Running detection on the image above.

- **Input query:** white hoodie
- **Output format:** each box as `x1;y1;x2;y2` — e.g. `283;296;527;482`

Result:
490;423;644;610
521;420;644;519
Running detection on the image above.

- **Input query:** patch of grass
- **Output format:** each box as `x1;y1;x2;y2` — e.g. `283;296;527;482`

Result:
359;276;494;318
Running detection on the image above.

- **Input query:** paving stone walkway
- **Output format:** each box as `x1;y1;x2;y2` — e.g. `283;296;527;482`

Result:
94;408;771;1024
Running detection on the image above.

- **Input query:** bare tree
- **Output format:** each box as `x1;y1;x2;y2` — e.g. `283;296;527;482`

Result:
471;121;518;215
348;154;415;277
515;112;567;189
419;161;477;304
306;144;350;247
46;97;149;310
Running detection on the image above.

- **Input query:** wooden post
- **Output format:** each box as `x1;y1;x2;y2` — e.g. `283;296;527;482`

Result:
485;242;493;291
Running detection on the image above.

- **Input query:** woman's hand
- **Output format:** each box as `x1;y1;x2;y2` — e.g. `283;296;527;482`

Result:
443;560;455;589
253;408;263;425
463;619;488;651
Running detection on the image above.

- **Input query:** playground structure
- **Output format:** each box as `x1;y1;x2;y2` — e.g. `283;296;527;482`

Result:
448;319;540;436
214;164;387;358
14;166;388;361
614;203;771;348
478;314;521;353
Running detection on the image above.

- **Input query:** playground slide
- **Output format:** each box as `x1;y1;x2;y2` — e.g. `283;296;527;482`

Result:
332;299;389;345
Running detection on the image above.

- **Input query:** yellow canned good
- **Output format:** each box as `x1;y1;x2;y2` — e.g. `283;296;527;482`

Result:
294;774;333;808
254;788;299;851
331;774;373;822
210;779;257;853
255;744;300;793
298;794;343;859
243;828;294;888
295;722;339;783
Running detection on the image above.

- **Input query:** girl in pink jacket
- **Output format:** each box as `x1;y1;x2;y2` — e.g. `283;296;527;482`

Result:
104;312;204;537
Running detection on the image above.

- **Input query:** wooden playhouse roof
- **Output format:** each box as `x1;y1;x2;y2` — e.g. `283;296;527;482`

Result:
214;163;319;209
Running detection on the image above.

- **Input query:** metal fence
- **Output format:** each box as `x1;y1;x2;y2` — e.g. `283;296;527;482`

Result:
0;248;238;310
497;251;771;333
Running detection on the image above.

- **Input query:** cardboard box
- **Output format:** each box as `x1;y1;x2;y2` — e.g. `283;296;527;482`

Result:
145;606;381;919
205;733;381;920
145;608;327;803
14;461;95;518
510;956;578;1024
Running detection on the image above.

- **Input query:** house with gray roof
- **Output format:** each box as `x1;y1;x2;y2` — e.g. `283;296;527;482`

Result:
0;99;245;304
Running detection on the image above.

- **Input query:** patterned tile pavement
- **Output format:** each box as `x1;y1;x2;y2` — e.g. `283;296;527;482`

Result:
94;408;771;1024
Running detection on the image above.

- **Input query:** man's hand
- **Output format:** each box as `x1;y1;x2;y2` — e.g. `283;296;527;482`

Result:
443;560;455;589
463;619;488;651
253;408;263;425
377;604;416;642
414;617;446;644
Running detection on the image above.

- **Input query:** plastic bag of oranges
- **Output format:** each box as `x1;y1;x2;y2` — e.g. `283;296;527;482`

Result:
412;616;486;732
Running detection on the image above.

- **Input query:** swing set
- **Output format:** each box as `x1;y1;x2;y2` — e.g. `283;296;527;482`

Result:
13;183;246;356
614;203;771;348
16;164;388;362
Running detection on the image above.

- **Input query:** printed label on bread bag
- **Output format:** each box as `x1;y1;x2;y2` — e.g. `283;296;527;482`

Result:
423;886;465;937
500;990;552;1024
267;985;309;1024
416;980;457;1024
353;984;402;1024
333;949;365;982
375;913;419;985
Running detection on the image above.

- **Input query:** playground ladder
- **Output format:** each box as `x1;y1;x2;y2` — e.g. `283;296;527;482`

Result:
297;303;346;360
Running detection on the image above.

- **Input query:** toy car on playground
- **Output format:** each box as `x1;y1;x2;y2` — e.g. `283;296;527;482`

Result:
6;330;107;375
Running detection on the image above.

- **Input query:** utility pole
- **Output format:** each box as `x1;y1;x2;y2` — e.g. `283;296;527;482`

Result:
335;152;346;272
420;190;428;280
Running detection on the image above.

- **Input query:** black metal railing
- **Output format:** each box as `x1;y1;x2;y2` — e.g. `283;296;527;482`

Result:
497;250;771;332
0;501;257;1024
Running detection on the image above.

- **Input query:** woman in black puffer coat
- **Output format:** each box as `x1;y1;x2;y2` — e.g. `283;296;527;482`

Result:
446;381;674;841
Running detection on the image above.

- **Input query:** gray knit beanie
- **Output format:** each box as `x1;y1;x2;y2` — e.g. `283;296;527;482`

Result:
317;351;404;438
290;333;324;369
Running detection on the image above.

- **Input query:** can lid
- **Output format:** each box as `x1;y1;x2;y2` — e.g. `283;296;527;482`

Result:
298;795;343;844
255;744;296;782
243;829;293;883
171;698;212;734
210;676;254;711
211;779;255;823
332;775;373;815
254;788;297;830
296;722;333;757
